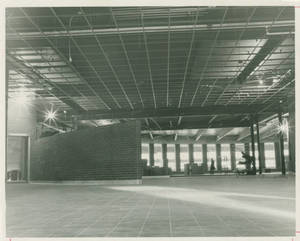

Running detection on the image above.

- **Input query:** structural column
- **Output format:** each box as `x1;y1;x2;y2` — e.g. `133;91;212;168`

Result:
278;112;286;175
202;144;208;172
72;115;78;130
5;65;9;181
216;144;222;171
230;144;236;171
256;118;262;174
149;143;154;167
162;143;168;174
260;143;266;169
288;105;295;172
250;123;256;173
244;143;250;155
175;144;181;172
189;144;194;164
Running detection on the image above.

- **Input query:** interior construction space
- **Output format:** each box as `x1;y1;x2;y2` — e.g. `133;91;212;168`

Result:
5;6;295;237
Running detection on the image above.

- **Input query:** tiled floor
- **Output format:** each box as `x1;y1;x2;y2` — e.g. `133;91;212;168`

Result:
6;175;295;237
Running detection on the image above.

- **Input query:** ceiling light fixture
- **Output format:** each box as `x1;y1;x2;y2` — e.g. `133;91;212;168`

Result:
44;105;58;123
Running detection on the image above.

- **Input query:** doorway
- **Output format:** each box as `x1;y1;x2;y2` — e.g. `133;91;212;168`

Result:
6;135;29;182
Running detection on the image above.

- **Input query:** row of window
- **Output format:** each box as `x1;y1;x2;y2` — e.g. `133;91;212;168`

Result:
141;142;289;171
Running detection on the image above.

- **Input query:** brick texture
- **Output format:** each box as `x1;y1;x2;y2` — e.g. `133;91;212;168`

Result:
30;121;142;181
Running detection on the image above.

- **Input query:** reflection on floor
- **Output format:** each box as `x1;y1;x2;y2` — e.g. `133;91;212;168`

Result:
6;175;295;237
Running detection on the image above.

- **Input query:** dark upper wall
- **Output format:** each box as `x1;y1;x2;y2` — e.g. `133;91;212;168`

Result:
30;121;142;181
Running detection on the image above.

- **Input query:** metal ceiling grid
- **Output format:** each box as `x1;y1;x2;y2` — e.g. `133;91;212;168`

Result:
6;6;295;133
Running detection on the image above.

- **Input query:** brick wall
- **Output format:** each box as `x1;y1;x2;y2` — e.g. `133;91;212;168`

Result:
30;121;142;181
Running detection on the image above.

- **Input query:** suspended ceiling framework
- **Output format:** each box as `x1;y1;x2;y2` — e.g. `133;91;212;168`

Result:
6;7;295;142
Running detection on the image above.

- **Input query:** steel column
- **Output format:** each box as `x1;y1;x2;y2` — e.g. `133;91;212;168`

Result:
250;122;256;173
278;112;286;175
256;118;262;174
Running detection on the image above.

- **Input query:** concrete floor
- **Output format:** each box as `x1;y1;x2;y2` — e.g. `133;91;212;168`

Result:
6;175;295;237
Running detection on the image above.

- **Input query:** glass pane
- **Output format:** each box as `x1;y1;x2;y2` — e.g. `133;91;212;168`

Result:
207;144;216;171
141;143;149;165
221;144;231;170
167;144;175;171
193;144;202;165
180;144;189;170
236;143;245;170
284;142;289;169
154;143;163;167
265;143;276;168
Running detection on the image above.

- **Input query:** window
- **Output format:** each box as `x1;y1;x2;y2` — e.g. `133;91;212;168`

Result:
207;144;217;170
180;144;189;170
221;144;231;170
265;143;276;168
193;144;202;165
167;144;176;171
236;143;245;170
154;144;163;167
141;143;149;165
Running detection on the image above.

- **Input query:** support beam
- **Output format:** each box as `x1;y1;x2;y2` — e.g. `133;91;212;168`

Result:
7;54;86;113
145;120;249;130
236;37;284;84
195;130;204;141
7;20;294;39
78;104;277;120
278;112;286;175
217;128;234;142
41;122;66;133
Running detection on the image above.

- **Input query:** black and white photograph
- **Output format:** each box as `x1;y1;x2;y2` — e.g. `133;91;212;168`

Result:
3;3;297;239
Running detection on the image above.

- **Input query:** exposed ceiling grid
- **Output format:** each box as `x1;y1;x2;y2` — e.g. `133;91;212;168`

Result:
6;6;295;136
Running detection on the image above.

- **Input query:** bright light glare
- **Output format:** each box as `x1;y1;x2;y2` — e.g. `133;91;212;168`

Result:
44;108;57;122
259;80;263;85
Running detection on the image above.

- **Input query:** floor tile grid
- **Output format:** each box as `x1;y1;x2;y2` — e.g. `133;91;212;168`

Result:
213;211;243;236
104;191;141;237
240;214;277;236
167;197;173;237
137;195;157;237
178;194;206;236
72;191;137;237
23;190;127;237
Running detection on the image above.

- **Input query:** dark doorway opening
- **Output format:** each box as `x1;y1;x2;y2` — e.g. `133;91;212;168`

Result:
6;135;29;182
